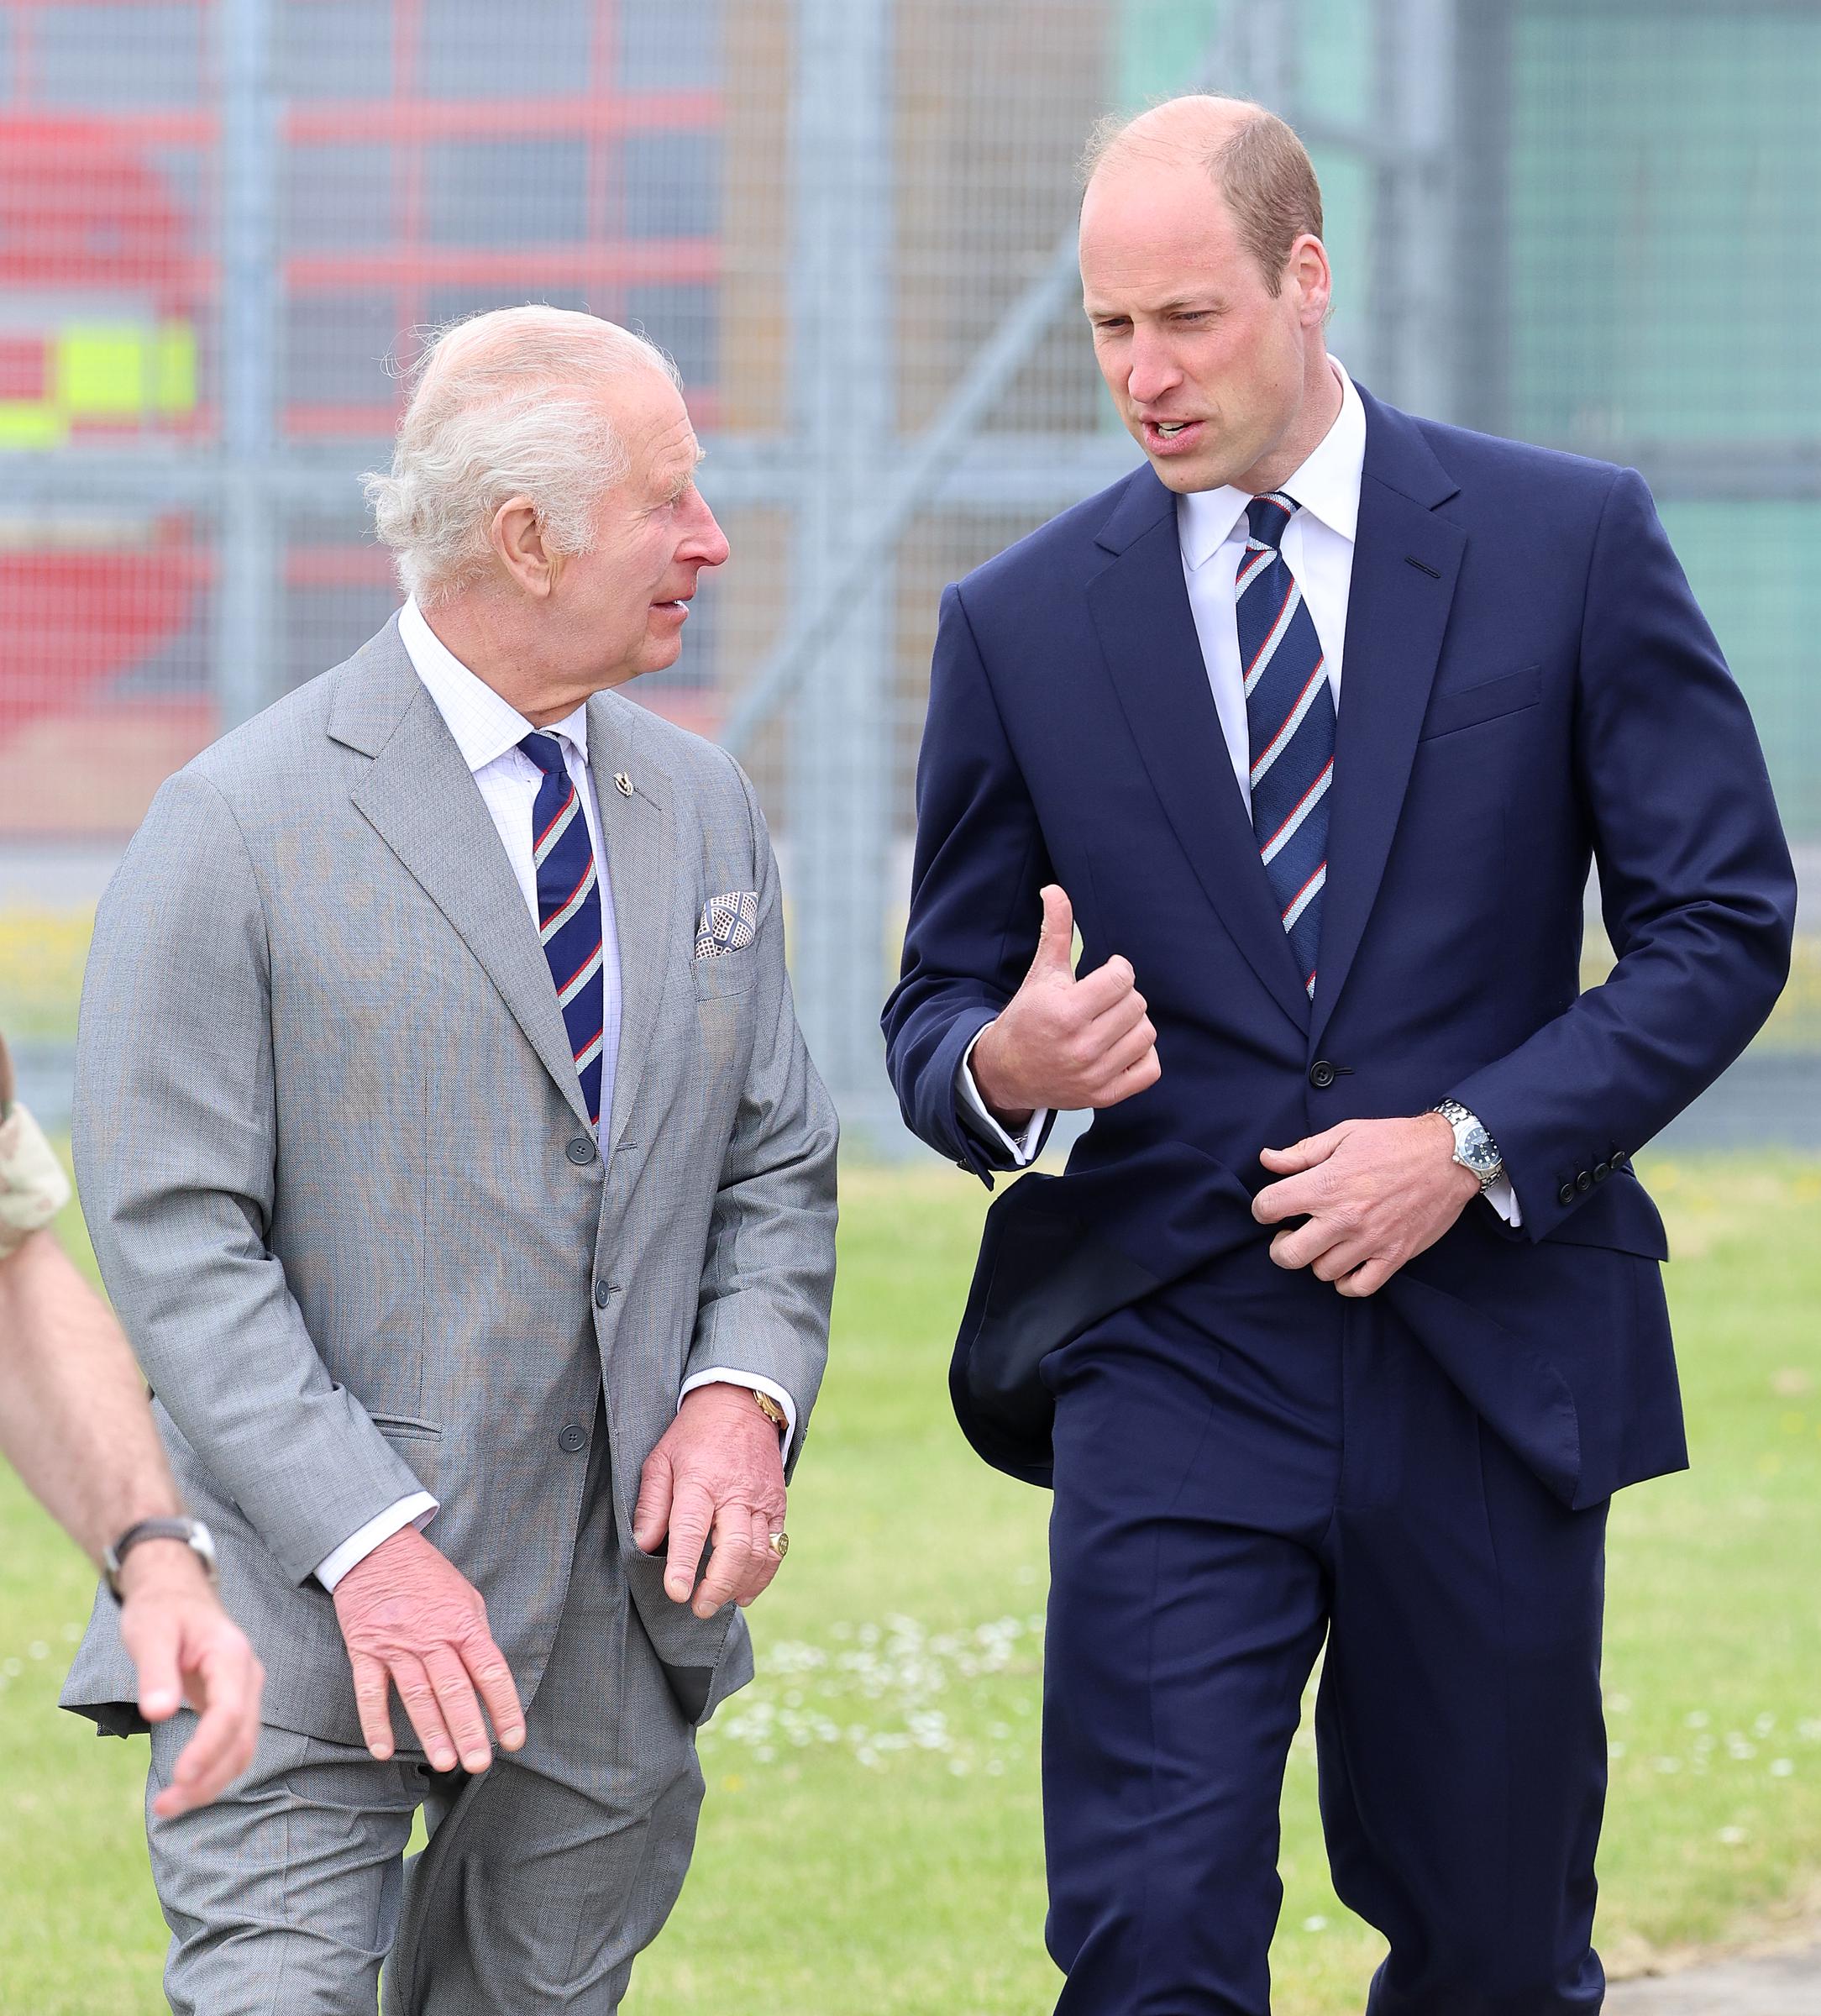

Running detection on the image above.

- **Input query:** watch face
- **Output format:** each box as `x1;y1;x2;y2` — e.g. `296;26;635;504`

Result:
1460;1121;1498;1173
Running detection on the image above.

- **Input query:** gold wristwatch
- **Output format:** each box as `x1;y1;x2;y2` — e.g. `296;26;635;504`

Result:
752;1389;788;1434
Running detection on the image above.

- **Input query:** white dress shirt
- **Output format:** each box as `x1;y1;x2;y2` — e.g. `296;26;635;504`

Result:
958;363;1519;1226
314;601;795;1591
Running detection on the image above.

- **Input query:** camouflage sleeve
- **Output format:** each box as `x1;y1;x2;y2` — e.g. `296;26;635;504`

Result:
0;1037;71;1260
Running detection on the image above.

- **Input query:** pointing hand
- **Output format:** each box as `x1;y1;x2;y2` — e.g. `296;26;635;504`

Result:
968;886;1161;1126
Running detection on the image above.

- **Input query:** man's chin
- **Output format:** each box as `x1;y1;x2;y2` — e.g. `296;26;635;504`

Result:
1146;452;1226;496
629;637;685;681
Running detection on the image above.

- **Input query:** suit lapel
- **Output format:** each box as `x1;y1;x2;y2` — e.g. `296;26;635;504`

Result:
1309;391;1465;1049
1086;469;1312;1033
585;691;676;1160
334;625;593;1131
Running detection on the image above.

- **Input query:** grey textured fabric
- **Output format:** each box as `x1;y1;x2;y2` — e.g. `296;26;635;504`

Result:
146;1403;705;2015
61;612;837;1758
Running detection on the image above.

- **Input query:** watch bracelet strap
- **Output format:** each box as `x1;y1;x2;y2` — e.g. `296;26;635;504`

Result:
105;1516;212;1599
1432;1100;1504;1188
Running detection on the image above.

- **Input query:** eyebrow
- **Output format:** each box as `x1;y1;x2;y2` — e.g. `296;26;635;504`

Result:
1087;296;1222;318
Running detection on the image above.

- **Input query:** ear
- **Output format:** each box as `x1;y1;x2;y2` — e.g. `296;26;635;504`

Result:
490;496;559;599
1287;233;1332;327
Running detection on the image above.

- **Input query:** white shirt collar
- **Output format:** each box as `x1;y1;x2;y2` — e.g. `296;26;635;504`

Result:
397;595;590;774
1178;359;1365;572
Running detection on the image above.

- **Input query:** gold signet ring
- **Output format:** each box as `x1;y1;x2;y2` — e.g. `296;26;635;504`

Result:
614;772;634;797
767;1531;790;1560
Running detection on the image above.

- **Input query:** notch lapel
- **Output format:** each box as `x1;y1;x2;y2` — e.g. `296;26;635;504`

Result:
1086;469;1311;1033
586;692;676;1160
1309;391;1465;1049
336;629;594;1131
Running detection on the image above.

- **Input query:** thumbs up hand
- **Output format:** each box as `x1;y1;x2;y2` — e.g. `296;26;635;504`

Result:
968;886;1161;1126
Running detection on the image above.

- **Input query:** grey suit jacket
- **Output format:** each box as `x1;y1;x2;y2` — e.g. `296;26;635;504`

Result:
62;618;837;1746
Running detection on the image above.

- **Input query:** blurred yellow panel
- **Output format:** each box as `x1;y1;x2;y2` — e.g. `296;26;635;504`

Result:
155;323;197;414
55;328;148;417
0;402;68;448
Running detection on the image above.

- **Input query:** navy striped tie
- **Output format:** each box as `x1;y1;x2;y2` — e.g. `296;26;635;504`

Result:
519;732;606;1126
1236;491;1336;1000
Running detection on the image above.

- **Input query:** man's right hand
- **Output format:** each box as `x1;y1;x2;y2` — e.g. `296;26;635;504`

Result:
332;1525;525;1774
118;1542;265;1818
968;885;1161;1126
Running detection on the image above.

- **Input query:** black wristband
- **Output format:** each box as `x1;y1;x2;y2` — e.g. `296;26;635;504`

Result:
103;1517;218;1602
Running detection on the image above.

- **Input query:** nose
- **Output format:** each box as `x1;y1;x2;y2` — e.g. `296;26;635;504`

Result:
1126;328;1183;410
681;489;730;570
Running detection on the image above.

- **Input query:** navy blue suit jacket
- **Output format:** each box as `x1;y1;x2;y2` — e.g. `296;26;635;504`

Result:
884;386;1795;1504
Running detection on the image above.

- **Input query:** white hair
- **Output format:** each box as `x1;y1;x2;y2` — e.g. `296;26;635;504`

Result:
363;305;680;606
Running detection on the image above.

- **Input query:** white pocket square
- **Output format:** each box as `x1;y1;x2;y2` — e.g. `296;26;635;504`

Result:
695;890;759;959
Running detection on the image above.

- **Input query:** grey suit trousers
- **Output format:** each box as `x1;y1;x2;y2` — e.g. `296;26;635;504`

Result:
144;1400;703;2014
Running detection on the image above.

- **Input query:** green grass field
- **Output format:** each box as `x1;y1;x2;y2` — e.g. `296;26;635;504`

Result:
2;1152;1818;2013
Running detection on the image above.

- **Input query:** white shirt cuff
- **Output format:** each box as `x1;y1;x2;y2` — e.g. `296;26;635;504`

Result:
679;1370;799;1461
1481;1173;1521;1227
315;1491;438;1592
956;1024;1048;1167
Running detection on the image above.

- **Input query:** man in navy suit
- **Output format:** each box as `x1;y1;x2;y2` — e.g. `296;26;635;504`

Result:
884;97;1794;2013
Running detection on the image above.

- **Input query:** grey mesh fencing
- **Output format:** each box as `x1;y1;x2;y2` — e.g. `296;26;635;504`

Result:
0;0;1812;1149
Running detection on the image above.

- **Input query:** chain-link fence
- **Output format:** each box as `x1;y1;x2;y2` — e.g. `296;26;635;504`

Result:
1;0;1813;1148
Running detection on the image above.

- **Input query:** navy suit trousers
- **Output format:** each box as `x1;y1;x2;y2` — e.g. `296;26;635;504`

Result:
1042;1243;1608;2016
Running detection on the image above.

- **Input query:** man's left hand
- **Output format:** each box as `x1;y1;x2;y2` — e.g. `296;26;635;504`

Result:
1253;1114;1481;1298
632;1385;788;1619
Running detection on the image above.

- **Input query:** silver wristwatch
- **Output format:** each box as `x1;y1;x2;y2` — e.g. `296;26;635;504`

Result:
1431;1099;1504;1189
104;1516;218;1602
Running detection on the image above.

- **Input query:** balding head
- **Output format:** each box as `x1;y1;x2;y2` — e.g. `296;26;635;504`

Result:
1077;96;1339;496
1084;95;1323;298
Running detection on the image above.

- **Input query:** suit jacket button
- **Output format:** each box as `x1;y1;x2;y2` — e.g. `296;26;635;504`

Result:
566;1136;597;1166
1309;1059;1337;1089
558;1422;587;1454
594;1279;613;1308
1576;1170;1593;1192
1593;1160;1610;1182
1557;1181;1577;1206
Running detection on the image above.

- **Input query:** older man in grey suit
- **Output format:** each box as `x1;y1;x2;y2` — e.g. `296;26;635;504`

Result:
61;305;837;2013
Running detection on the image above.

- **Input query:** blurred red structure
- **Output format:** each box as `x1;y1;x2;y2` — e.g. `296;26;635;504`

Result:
0;1;727;835
0;118;203;760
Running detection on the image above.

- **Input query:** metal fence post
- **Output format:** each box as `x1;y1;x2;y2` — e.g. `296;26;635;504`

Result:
785;0;900;1152
1369;0;1457;415
216;0;282;729
1452;0;1514;434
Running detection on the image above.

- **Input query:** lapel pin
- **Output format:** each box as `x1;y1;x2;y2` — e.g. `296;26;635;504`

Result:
614;772;633;798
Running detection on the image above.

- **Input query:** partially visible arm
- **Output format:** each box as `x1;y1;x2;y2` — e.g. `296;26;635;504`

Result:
1451;470;1796;1238
1254;473;1793;1288
884;583;1058;1182
635;758;838;1617
0;1222;265;1815
0;1222;185;1559
675;758;840;1458
0;1056;180;1546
